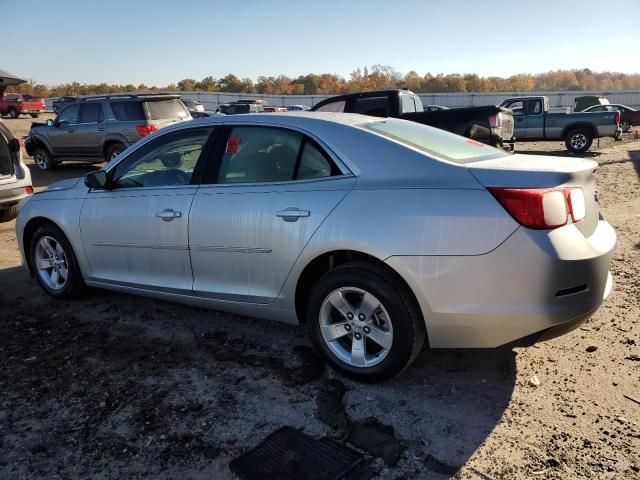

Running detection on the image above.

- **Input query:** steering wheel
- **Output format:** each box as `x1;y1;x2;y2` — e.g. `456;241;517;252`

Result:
164;169;190;185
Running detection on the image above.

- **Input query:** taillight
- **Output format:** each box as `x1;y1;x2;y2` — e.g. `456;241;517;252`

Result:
135;124;158;136
489;113;502;128
489;187;585;229
25;185;34;195
614;113;621;125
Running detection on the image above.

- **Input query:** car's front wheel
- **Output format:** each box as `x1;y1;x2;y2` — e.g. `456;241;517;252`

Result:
33;148;54;170
30;223;85;298
9;108;18;119
306;262;425;382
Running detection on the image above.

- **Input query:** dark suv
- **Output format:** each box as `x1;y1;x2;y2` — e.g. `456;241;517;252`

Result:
25;94;190;170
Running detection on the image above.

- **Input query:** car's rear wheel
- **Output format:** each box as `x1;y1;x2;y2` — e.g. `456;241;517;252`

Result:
30;113;39;118
306;262;425;382
621;120;631;133
0;205;19;222
33;148;54;170
565;128;593;153
30;224;84;299
9;108;18;119
106;143;125;161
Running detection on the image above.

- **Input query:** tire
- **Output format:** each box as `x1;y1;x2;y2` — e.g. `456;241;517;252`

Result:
33;147;54;170
565;128;593;153
30;223;85;299
306;261;426;382
30;113;39;119
9;108;18;119
0;205;19;222
106;143;125;161
621;121;631;133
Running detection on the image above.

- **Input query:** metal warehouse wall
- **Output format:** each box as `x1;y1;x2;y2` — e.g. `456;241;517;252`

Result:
176;90;640;110
44;90;640;111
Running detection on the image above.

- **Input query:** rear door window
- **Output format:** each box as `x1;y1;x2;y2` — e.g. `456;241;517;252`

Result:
296;141;334;180
145;99;190;120
110;101;145;121
80;103;104;123
217;127;302;183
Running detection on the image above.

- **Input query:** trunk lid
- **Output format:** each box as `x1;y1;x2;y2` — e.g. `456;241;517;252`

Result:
468;154;600;236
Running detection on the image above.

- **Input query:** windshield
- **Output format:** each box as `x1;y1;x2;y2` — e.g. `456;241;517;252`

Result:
361;119;508;164
144;99;190;120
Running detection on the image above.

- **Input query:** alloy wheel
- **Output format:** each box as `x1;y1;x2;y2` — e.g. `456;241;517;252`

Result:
35;236;69;291
319;287;393;368
570;133;587;150
34;150;49;169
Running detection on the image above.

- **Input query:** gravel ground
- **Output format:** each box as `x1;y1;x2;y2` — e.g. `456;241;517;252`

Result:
0;115;639;479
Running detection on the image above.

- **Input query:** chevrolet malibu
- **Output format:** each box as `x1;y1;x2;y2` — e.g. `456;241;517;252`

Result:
16;113;616;382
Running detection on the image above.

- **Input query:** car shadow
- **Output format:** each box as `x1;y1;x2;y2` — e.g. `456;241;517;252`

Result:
27;161;103;189
0;262;517;478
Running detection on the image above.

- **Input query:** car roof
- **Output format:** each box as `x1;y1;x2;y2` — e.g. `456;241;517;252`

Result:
187;111;381;129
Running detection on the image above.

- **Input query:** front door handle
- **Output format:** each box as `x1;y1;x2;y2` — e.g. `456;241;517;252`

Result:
67;129;75;133
155;209;182;221
98;128;105;131
276;208;310;222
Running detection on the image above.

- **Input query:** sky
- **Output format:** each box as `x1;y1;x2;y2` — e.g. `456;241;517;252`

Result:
4;0;639;86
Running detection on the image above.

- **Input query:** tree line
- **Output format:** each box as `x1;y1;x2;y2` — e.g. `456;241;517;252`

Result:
7;67;640;98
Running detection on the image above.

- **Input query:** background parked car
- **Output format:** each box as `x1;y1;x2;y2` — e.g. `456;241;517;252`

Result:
52;96;78;114
0;119;32;221
25;93;191;170
263;106;288;112
499;96;622;152
312;89;515;149
182;98;205;113
190;111;211;119
582;104;639;132
222;103;265;115
423;105;449;112
0;93;45;118
286;105;311;111
574;95;609;112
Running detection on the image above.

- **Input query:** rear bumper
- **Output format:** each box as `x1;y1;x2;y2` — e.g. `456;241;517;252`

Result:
0;184;31;208
387;219;616;348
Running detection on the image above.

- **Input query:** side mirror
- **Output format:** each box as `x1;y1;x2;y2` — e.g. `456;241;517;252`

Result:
46;119;54;127
85;170;109;189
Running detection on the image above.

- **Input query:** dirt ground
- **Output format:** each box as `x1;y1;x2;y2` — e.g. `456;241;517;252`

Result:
1;114;639;480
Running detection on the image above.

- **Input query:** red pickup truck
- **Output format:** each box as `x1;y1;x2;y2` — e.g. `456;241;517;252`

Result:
0;93;45;119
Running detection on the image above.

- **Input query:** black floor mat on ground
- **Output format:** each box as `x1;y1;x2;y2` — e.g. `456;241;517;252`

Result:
230;427;363;480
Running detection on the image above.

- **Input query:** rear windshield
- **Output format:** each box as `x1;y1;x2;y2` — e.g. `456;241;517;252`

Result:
361;119;508;164
144;99;190;120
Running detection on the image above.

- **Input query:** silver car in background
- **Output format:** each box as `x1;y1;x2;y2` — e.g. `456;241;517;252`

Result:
15;113;616;381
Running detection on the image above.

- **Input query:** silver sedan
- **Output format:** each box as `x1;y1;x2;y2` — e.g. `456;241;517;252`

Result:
15;113;616;382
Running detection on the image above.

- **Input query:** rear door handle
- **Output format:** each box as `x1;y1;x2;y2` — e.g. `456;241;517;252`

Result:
67;130;75;133
155;209;182;221
276;208;310;222
98;128;105;131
